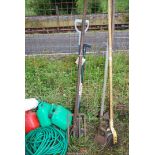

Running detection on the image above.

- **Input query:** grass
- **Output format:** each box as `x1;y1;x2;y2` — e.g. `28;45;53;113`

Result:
25;52;129;154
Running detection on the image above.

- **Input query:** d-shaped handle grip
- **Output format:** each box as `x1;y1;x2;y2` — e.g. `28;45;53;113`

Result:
74;19;89;34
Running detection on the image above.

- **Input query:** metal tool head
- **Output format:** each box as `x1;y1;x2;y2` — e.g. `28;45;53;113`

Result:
95;112;117;146
95;129;113;146
68;113;86;144
94;127;107;145
72;113;86;137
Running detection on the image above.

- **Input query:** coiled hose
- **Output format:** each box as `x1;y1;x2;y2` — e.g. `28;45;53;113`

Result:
25;126;68;155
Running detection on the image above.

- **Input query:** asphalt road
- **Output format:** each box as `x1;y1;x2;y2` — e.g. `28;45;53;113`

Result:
25;31;129;55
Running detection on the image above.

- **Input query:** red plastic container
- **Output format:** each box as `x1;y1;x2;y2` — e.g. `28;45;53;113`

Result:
25;111;40;133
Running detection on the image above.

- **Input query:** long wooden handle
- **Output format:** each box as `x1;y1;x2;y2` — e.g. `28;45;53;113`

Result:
108;0;114;127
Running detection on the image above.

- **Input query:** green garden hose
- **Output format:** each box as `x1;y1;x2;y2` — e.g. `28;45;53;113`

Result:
25;126;68;155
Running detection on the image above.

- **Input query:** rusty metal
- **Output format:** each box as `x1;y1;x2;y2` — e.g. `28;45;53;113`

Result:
94;134;107;145
78;113;87;137
72;0;88;137
67;113;86;144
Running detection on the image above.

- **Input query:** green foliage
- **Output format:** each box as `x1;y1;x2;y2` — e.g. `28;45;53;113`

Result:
98;0;108;13
26;0;77;16
115;0;129;12
76;0;84;14
26;0;129;16
76;0;129;14
76;0;107;14
26;0;36;16
26;0;54;16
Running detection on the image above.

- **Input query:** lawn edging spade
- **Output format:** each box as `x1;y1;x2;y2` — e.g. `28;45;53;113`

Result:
95;0;117;146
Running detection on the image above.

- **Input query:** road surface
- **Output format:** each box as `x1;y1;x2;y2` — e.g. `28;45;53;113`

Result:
25;31;128;55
